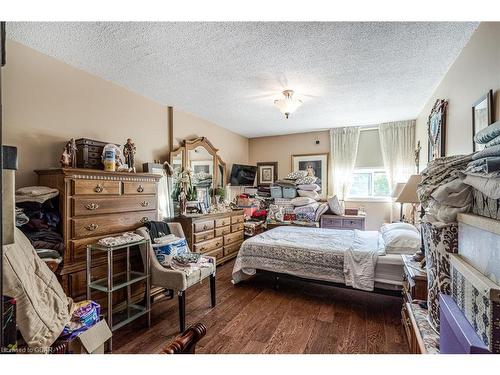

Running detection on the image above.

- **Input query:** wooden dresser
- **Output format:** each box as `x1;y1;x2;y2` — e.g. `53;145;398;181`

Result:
320;214;366;230
36;168;161;304
174;210;244;265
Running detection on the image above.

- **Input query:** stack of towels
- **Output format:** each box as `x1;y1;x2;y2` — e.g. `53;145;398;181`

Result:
468;120;500;176
274;170;321;199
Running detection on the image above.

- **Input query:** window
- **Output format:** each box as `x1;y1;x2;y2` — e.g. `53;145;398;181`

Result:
348;168;390;198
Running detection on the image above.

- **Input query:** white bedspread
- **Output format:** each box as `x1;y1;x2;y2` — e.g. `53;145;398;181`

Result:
232;226;380;290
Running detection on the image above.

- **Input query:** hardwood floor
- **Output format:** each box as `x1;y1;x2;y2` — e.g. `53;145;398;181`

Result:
112;259;410;354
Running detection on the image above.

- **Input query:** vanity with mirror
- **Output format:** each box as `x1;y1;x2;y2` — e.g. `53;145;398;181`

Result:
169;137;244;264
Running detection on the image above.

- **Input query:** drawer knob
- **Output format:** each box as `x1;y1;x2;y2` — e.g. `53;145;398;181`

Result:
140;217;150;224
137;185;144;193
85;202;99;210
85;223;99;231
94;184;103;193
140;201;149;207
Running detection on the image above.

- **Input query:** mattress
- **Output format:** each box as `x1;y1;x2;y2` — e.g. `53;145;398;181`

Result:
232;226;404;291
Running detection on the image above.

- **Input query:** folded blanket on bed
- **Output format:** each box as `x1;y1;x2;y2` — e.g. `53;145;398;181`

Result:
466;156;500;173
344;230;379;291
461;173;500;200
485;134;500;148
472;144;500;161
474;120;500;144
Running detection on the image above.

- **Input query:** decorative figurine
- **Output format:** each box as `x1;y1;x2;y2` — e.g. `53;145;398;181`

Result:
60;146;71;167
69;138;77;168
414;140;422;174
123;138;137;172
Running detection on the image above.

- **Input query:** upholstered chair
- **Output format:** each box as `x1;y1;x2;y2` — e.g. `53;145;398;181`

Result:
136;222;216;332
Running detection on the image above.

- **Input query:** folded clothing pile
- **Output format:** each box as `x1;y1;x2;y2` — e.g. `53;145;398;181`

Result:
257;186;271;197
290;197;329;222
61;300;101;341
97;232;144;247
16;186;64;253
273;170;321;200
170;253;214;276
417;154;473;223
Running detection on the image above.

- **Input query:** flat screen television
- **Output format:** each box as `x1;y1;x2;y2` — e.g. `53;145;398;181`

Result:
230;164;257;186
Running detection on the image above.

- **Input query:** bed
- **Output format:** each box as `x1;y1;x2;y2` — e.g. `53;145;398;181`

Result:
232;226;406;292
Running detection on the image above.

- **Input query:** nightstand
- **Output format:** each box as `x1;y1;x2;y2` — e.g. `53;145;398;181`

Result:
320;214;366;230
401;254;427;303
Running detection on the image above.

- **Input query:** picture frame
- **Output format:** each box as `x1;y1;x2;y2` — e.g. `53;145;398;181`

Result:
256;161;278;186
291;153;329;199
472;90;494;152
427;99;448;162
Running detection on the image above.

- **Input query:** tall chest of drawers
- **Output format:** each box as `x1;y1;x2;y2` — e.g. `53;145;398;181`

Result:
174;210;245;265
36;168;161;303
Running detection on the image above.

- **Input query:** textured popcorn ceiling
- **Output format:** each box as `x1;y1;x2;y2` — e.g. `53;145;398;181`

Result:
8;22;478;137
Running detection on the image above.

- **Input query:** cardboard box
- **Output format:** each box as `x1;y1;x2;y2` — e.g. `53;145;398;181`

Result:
68;320;112;354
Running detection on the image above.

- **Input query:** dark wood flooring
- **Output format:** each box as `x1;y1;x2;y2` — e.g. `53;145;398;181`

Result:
113;259;409;354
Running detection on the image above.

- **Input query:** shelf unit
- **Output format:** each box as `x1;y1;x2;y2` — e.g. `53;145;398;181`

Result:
86;238;151;352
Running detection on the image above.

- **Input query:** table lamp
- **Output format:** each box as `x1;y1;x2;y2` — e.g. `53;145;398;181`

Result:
396;175;423;224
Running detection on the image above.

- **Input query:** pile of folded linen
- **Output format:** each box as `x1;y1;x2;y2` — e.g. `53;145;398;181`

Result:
15;186;65;253
170;253;214;276
417;154;473;223
290;197;329;222
467;120;500;176
273;170;320;200
97;232;144;247
257;186;271;197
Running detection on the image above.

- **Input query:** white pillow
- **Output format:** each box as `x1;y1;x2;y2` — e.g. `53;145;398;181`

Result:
382;228;421;254
380;222;419;235
297;190;319;200
297;184;321;191
291;196;316;207
315;202;329;221
327;195;343;215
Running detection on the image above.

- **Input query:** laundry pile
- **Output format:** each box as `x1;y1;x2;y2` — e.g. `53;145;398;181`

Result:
15;186;65;257
97;232;144;247
170;253;214;276
272;170;321;199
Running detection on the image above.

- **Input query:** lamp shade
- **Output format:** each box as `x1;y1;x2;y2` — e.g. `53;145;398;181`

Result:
396;174;422;203
391;182;406;199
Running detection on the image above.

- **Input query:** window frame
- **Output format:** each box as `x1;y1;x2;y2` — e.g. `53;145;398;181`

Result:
347;167;392;202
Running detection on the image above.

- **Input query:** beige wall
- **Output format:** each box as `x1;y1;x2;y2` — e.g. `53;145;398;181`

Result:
416;22;500;168
3;40;249;189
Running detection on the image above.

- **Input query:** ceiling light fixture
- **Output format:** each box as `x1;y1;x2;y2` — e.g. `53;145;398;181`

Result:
274;90;302;119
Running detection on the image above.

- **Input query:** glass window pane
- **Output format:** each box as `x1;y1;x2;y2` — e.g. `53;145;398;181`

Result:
350;172;371;197
373;172;390;196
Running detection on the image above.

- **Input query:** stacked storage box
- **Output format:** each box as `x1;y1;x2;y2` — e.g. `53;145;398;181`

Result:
441;213;500;354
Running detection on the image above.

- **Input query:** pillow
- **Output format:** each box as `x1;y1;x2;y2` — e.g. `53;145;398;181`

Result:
285;170;308;180
382;228;420;255
297;184;320;191
315;202;329;221
295;176;318;185
297;189;319;200
153;238;189;266
291;196;316;207
327;195;343;215
474;120;500;144
380;222;419;235
293;202;320;214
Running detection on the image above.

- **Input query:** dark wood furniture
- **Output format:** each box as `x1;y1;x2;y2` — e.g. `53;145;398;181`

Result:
35;168;161;307
75;138;119;170
162;323;207;354
173;210;244;265
401;254;429;354
320;214;366;230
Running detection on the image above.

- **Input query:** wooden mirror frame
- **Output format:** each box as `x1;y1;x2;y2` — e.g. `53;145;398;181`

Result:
216;155;227;188
169;146;185;171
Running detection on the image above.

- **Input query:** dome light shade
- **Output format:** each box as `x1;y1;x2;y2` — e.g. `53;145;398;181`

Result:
274;90;302;119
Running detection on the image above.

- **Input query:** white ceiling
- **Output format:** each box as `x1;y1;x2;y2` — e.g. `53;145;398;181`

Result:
8;22;478;138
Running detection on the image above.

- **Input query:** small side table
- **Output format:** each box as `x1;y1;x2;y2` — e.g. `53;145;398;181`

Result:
401;254;428;303
320;214;366;230
86;239;151;352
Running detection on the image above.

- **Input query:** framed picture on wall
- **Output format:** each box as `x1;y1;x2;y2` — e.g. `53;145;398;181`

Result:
291;153;328;198
427;99;448;162
256;162;278;186
472;90;494;151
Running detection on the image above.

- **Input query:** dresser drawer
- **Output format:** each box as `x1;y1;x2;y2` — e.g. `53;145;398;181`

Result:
204;247;223;262
72;196;157;216
123;181;156;195
215;217;231;228
215;225;231;237
342;218;364;229
321;217;342;228
194;230;215;243
223;241;242;257
224;230;244;245
72;180;121;195
193;220;215;233
193;237;223;253
71;210;156;239
231;223;244;232
231;215;244;224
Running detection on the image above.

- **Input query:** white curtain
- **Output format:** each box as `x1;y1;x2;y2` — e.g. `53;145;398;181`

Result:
378;120;416;193
330;127;360;200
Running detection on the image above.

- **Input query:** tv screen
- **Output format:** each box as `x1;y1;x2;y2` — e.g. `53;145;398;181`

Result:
230;164;257;186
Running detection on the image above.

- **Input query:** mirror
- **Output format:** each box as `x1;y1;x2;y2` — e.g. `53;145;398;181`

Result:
188;145;214;207
170;147;184;187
